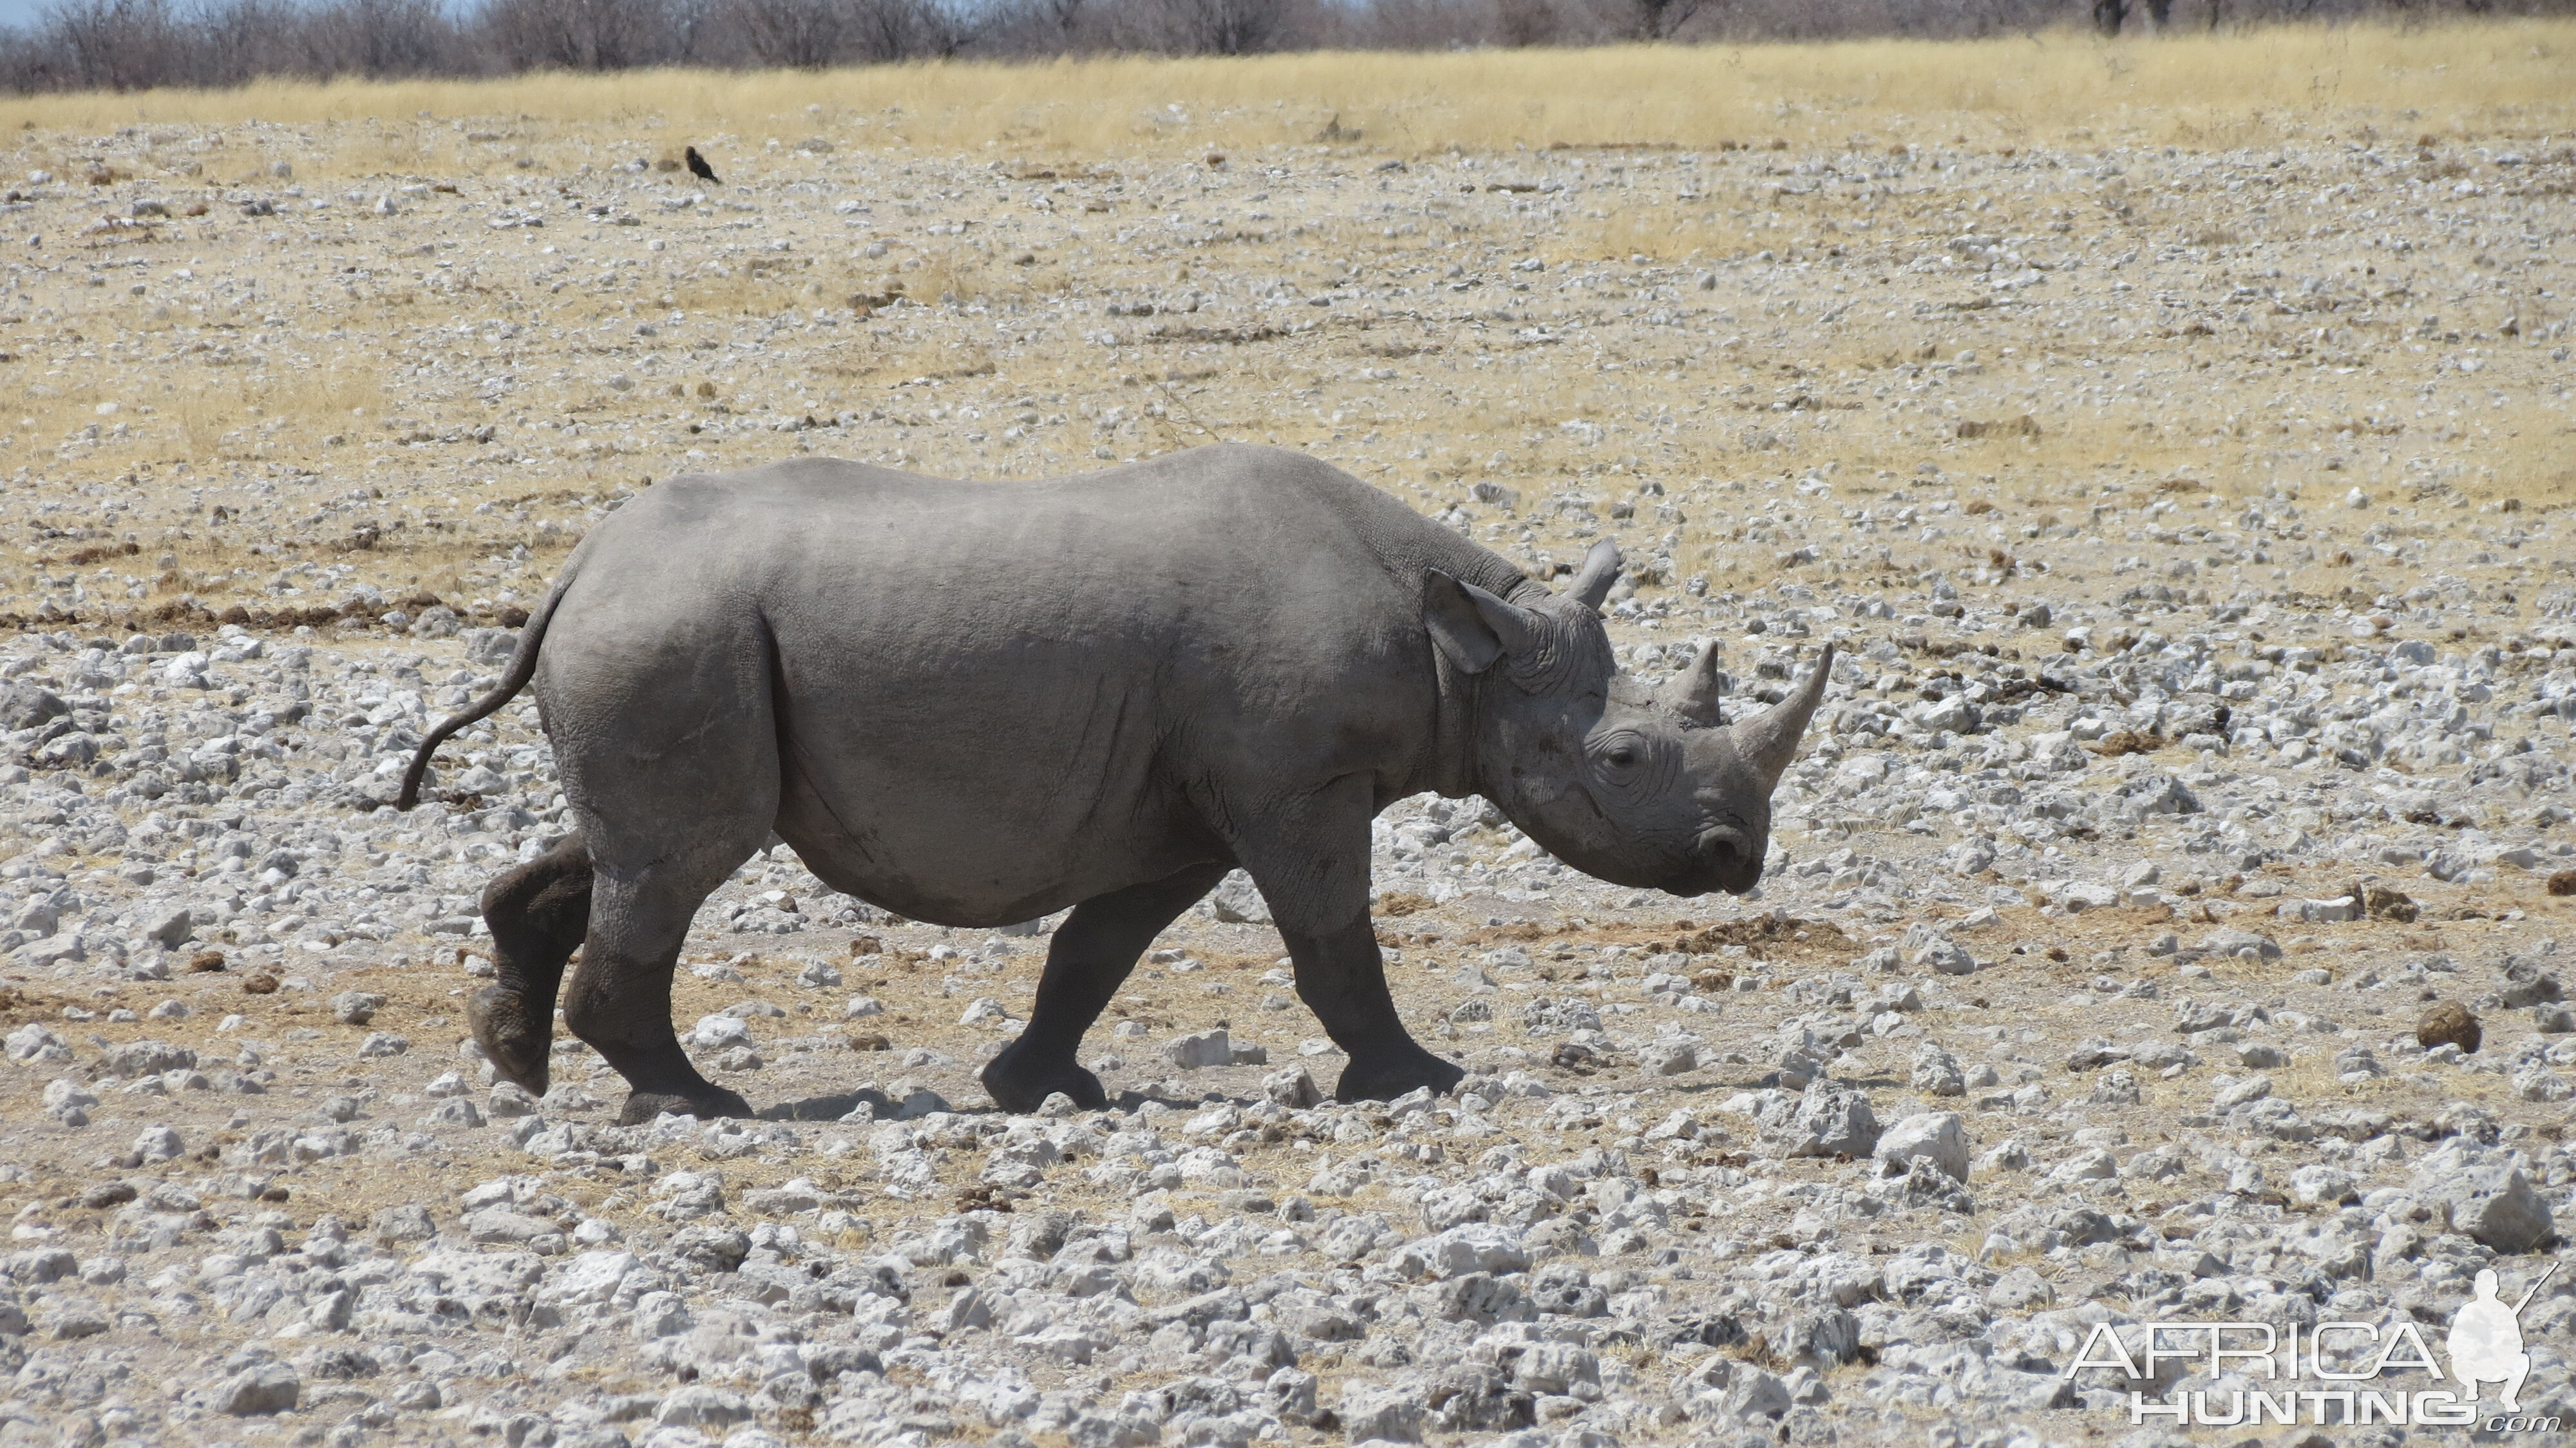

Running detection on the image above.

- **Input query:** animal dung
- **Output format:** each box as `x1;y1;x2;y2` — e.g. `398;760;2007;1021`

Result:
2416;1000;2481;1054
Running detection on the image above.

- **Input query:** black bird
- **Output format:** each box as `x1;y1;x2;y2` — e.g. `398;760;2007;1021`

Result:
685;146;720;185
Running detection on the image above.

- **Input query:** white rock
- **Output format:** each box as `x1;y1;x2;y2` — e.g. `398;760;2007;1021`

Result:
1874;1112;1969;1181
1390;1222;1531;1281
542;1249;639;1307
1163;1028;1234;1070
131;1124;184;1161
633;1290;693;1338
688;1014;753;1050
1638;1040;1700;1076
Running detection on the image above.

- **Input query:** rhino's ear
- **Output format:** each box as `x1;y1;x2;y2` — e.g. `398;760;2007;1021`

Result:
1423;571;1540;675
1566;539;1622;613
1663;639;1727;726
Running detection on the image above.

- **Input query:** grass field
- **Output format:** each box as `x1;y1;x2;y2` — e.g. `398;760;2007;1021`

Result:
0;19;2568;627
4;20;2571;173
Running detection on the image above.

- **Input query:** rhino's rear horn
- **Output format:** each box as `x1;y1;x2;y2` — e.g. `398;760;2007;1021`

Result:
1566;539;1622;612
1665;639;1727;727
1729;643;1835;790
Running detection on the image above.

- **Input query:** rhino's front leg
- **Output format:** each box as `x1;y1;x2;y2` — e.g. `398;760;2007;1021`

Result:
1280;915;1463;1102
1238;777;1464;1103
981;862;1231;1113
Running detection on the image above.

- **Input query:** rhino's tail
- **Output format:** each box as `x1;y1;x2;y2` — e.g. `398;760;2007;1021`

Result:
396;559;580;812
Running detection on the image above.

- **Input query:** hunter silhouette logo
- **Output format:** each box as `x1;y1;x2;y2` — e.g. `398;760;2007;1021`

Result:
2448;1264;2553;1415
2068;1262;2561;1431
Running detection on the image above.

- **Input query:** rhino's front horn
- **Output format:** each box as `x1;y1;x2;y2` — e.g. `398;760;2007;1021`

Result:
1730;643;1835;790
1566;539;1622;612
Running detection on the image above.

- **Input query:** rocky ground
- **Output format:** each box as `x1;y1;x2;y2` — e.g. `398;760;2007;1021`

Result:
0;91;2573;1448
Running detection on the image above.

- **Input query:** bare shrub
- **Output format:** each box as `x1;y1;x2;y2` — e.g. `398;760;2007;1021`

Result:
477;0;677;72
1126;0;1305;55
36;0;187;91
724;0;861;66
304;0;468;79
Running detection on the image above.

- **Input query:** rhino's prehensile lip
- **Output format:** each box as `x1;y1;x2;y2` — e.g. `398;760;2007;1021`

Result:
1660;862;1761;898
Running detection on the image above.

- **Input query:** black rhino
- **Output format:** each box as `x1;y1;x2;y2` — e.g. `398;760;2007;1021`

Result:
401;444;1830;1123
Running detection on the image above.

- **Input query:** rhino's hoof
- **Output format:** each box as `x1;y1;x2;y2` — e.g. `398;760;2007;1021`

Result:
980;1048;1109;1115
617;1086;754;1127
1335;1047;1465;1104
466;986;552;1098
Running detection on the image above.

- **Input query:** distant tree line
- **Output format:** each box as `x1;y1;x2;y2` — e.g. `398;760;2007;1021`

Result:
0;0;2559;93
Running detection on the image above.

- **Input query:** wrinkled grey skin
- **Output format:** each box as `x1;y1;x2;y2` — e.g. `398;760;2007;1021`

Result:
400;444;1832;1124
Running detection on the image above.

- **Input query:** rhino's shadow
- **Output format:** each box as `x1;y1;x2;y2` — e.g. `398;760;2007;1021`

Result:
757;1088;896;1122
753;1086;1232;1122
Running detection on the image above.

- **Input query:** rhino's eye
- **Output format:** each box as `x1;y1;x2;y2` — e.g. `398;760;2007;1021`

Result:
1605;747;1638;770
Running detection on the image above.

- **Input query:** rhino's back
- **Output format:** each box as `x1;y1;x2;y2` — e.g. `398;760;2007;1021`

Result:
573;443;1508;665
618;443;1385;579
540;445;1495;923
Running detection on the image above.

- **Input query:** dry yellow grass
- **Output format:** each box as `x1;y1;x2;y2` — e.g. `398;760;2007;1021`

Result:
4;20;2571;174
2;19;2564;631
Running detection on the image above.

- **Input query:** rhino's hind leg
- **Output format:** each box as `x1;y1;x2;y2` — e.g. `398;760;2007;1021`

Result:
567;862;758;1126
471;831;594;1097
536;568;782;1125
982;862;1232;1114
